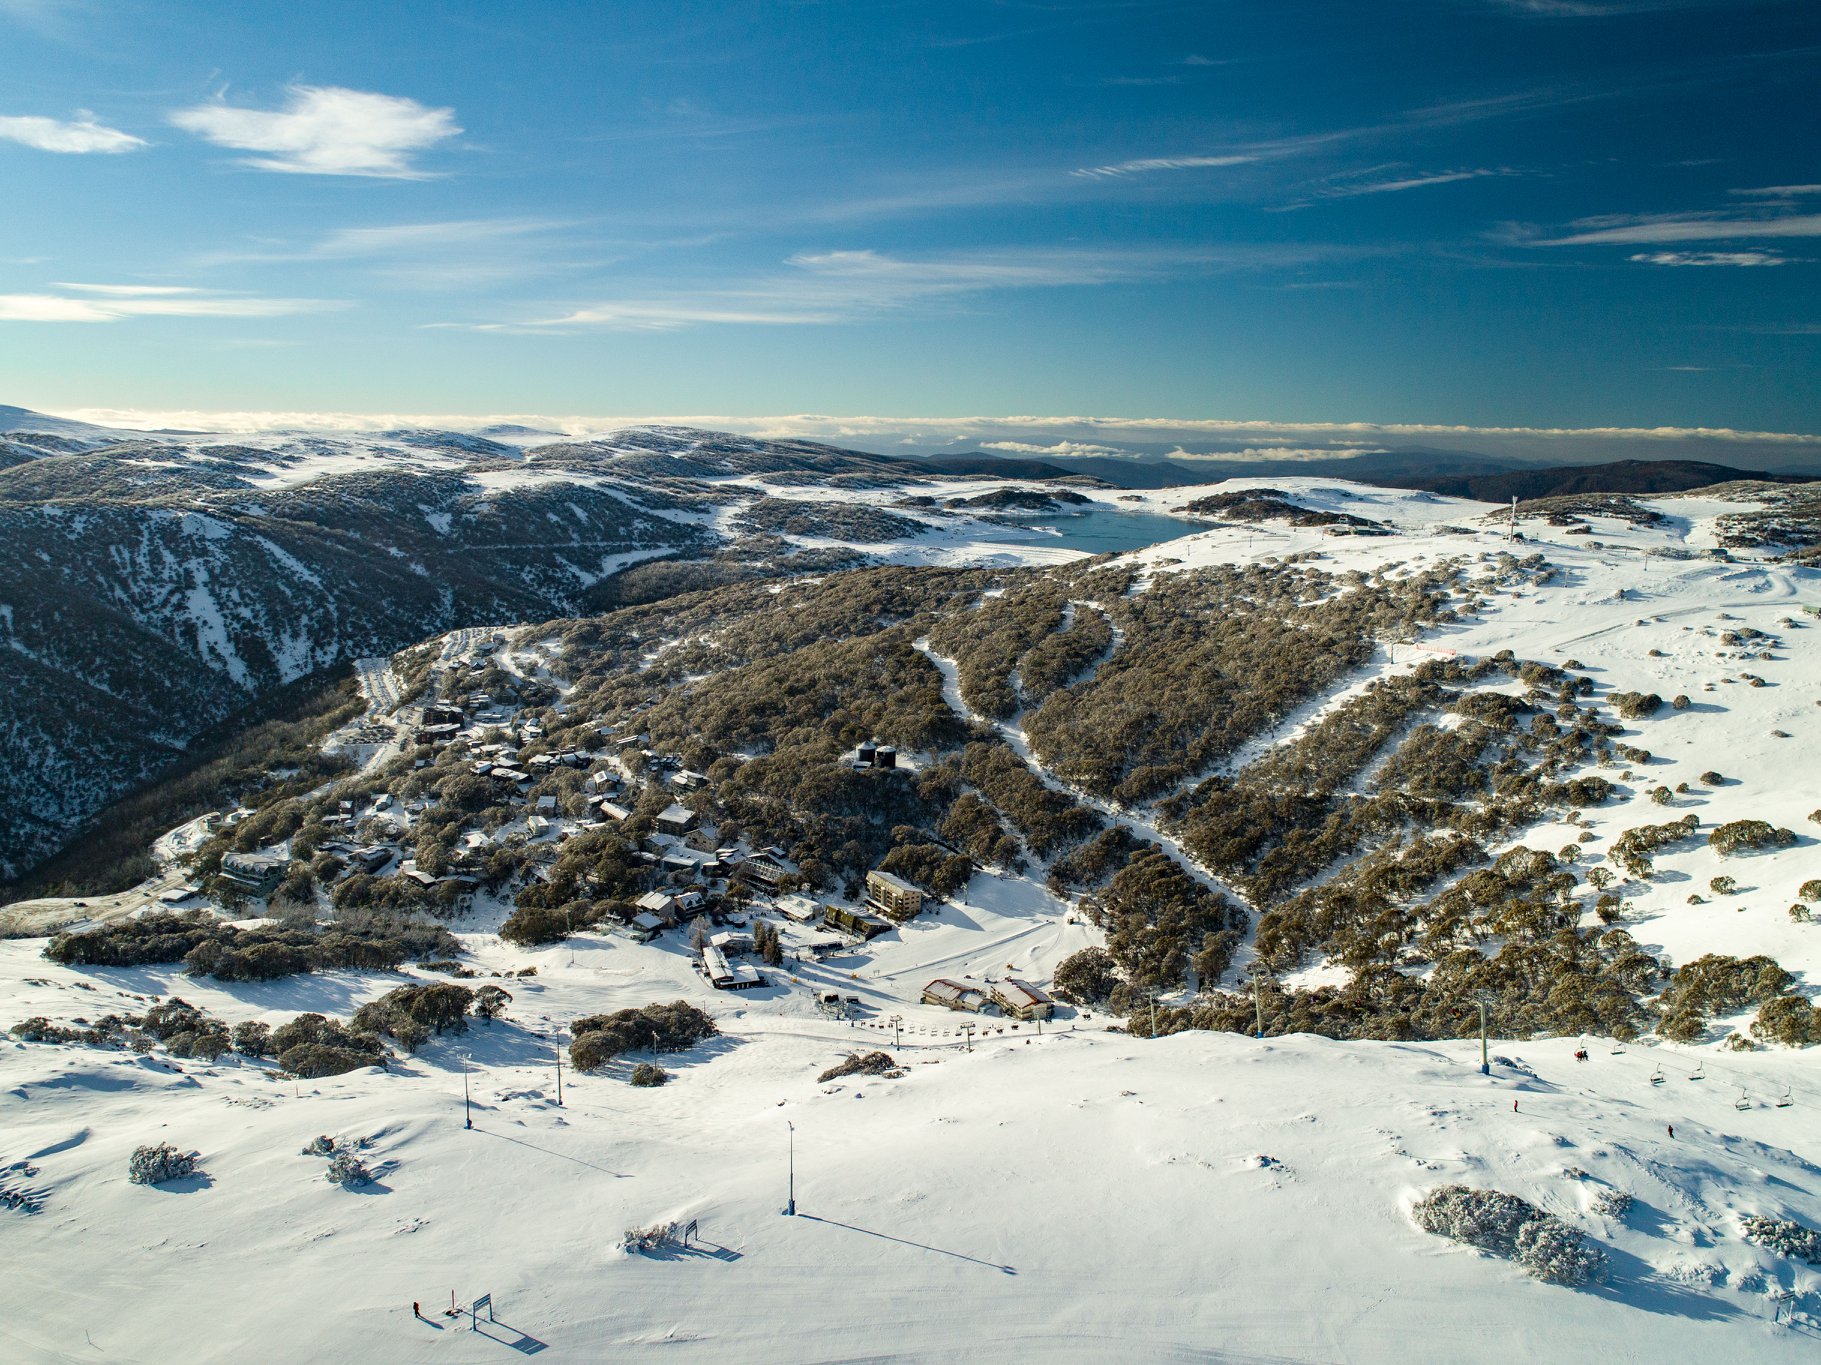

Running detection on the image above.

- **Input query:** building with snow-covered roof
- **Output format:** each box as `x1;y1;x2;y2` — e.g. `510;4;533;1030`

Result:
865;869;923;922
656;802;698;835
991;978;1055;1020
922;979;989;1013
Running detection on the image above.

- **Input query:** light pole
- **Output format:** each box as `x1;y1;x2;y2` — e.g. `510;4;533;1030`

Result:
463;1054;473;1129
784;1121;796;1216
555;1041;564;1107
1478;1000;1490;1076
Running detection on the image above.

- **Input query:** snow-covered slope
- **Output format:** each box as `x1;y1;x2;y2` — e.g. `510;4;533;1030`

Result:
2;927;1817;1363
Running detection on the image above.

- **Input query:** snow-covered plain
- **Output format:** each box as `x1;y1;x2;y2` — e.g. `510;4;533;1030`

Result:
5;479;1821;1361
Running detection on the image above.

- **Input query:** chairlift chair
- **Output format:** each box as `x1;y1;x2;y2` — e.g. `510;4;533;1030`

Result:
1689;1061;1706;1081
1776;1086;1793;1108
1650;1065;1665;1085
1735;1088;1751;1112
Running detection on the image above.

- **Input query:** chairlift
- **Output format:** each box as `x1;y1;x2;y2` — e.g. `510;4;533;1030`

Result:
1610;1041;1626;1055
1776;1086;1793;1109
1688;1062;1705;1081
1649;1065;1665;1086
1734;1088;1751;1112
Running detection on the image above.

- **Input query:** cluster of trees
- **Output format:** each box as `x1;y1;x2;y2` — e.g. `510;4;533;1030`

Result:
1610;815;1701;879
1656;954;1792;1042
45;909;460;982
351;982;504;1050
1083;850;1245;997
569;1000;718;1072
1023;560;1459;806
877;834;973;899
1709;819;1799;855
733;497;929;544
752;918;784;966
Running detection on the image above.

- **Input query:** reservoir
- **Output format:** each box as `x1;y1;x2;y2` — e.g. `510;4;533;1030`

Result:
991;506;1212;556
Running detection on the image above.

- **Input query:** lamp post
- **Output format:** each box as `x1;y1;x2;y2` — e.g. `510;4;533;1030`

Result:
784;1121;796;1216
463;1054;473;1129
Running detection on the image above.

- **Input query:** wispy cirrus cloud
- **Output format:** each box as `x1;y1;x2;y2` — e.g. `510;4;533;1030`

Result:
1538;211;1821;245
169;86;460;177
1318;167;1506;198
0;283;340;323
205;217;585;290
470;243;1327;332
0;112;143;153
1628;249;1790;267
1071;153;1256;179
1731;184;1821;199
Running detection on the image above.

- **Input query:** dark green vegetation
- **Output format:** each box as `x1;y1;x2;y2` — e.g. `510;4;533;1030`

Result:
1180;488;1388;532
4;669;365;904
45;909;458;981
570;1001;719;1072
130;542;1813;1052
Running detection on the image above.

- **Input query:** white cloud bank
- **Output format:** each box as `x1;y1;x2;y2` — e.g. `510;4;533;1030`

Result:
43;409;1821;470
0;284;338;322
169;86;460;177
0;113;143;153
1629;250;1789;267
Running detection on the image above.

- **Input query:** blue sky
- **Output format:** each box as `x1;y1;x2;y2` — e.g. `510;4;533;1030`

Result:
1;0;1817;436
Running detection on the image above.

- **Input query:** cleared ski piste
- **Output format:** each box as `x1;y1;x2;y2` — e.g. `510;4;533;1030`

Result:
5;478;1821;1360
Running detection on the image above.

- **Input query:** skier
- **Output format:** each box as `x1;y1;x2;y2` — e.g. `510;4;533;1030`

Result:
1667;1124;1675;1140
1513;1099;1519;1112
412;1302;421;1319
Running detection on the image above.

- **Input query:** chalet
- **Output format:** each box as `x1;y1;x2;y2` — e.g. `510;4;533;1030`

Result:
922;978;989;1013
398;862;438;889
350;846;393;874
535;795;558;816
710;929;754;956
218;852;285;896
701;944;764;991
488;766;530;787
623;912;665;943
991;978;1055;1021
775;893;822;923
598;800;632;822
414;721;461;745
823;903;891;940
865;869;923;922
671;768;708;791
635;890;680;924
736;854;790;893
656;803;698;836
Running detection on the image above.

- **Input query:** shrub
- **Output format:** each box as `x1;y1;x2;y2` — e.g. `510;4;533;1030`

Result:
817;1051;899;1083
623;1221;677;1252
1515;1216;1607;1286
1709;875;1737;896
1798;879;1821;902
1699;771;1724;786
1671;695;1690;710
1052;947;1119;1007
128;1143;198;1186
325;1151;373;1187
352;984;475;1046
1741;1215;1821;1265
629;1063;670;1087
569;1001;719;1071
1708;820;1797;856
1592;1189;1633;1218
232;1021;272;1057
1610;691;1661;720
1411;1185;1605;1286
1648;787;1672;806
280;1043;384;1078
474;985;512;1023
1750;994;1818;1048
301;1134;335;1156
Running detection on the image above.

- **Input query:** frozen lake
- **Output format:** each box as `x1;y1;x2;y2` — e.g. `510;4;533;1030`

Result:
993;506;1211;555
